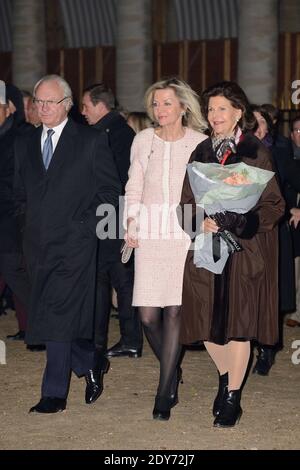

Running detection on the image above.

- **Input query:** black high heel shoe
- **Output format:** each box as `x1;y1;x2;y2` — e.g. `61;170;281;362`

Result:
213;371;228;417
153;396;174;421
213;388;242;428
252;346;275;376
153;367;183;420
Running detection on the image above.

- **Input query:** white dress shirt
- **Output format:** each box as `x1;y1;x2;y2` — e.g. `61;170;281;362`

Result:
41;117;69;153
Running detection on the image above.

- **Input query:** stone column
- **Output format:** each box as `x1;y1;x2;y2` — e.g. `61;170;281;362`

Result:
166;0;178;42
116;0;152;112
12;0;47;92
238;0;278;104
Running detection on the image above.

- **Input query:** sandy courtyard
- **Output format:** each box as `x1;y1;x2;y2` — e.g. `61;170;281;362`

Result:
0;310;299;451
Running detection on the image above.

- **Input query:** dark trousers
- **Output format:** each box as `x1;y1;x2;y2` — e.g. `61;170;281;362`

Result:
42;340;95;399
0;253;30;330
94;260;142;349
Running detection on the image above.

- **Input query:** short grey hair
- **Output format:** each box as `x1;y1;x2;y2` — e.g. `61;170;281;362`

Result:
33;74;73;110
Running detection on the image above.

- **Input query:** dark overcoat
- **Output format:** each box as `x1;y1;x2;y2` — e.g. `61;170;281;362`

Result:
93;111;135;264
179;133;285;346
285;156;300;258
14;119;121;344
271;135;296;312
0;116;22;253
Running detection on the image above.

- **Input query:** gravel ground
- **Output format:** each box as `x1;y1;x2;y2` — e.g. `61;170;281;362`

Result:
0;310;299;450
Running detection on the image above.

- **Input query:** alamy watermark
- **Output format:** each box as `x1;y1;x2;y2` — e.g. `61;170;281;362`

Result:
291;340;300;365
291;80;300;104
95;196;204;248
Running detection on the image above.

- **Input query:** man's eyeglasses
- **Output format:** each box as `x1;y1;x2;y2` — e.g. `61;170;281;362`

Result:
33;97;70;107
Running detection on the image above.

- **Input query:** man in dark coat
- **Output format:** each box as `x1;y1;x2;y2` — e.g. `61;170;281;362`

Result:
14;75;121;414
251;106;297;375
0;80;31;339
285;116;300;328
82;84;142;359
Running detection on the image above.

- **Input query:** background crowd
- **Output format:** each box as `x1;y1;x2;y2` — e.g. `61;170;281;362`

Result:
1;72;300;427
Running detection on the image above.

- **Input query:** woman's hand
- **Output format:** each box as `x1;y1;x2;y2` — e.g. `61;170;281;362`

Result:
212;211;247;236
202;217;219;234
125;218;139;248
289;208;300;229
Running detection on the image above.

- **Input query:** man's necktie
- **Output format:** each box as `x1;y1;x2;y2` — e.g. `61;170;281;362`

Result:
42;129;55;170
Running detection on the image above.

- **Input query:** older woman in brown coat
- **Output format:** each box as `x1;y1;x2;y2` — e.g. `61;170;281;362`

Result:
179;81;285;427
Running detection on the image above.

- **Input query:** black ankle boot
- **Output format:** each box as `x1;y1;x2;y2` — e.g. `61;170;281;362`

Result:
170;366;183;407
213;389;242;428
252;346;275;376
153;396;174;421
213;372;228;417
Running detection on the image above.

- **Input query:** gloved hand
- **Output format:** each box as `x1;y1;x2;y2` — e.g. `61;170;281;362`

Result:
212;211;247;236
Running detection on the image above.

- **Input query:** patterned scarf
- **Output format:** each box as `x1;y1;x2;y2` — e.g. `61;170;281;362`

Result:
212;127;242;163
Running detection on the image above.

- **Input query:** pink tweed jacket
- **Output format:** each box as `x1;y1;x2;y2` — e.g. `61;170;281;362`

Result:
125;127;207;238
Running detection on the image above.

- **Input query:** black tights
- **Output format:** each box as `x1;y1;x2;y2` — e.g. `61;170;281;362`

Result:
139;306;181;397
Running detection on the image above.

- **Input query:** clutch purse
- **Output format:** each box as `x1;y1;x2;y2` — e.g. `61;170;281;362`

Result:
120;241;134;263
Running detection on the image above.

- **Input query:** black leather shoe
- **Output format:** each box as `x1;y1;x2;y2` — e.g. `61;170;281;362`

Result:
213;389;242;428
27;344;46;352
29;397;66;414
153;396;174;421
85;357;110;404
106;341;142;358
6;330;25;341
252;346;275;376
213;371;228;417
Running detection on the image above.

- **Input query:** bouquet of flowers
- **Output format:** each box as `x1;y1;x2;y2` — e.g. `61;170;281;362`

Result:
187;161;274;273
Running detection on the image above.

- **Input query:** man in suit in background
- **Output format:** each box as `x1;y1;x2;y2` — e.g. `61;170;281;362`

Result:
82;84;142;359
286;116;300;328
0;80;31;341
14;75;121;413
21;90;41;128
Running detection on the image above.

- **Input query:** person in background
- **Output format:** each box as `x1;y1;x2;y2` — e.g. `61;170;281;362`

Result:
285;116;300;328
290;208;300;237
82;83;143;360
21;90;32;123
3;85;43;350
179;81;284;427
127;111;153;134
290;116;300;160
6;84;33;135
0;80;31;343
21;90;41;127
251;105;296;374
125;77;207;420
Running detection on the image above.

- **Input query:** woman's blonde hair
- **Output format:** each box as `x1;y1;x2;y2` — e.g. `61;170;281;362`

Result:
127;111;153;133
144;77;207;132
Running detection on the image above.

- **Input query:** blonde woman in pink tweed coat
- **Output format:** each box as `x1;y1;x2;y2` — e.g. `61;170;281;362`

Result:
124;78;207;420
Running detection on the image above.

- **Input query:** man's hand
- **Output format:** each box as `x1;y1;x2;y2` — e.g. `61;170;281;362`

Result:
290;208;300;229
